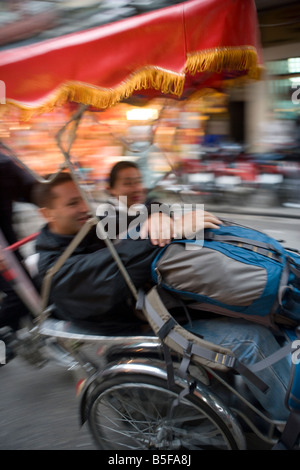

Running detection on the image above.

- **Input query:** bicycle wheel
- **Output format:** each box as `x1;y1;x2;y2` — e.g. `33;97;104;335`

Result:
87;373;244;450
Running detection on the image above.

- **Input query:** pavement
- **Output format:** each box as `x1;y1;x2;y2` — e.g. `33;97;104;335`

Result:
205;202;300;219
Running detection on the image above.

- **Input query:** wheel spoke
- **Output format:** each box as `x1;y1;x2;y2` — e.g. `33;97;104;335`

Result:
88;380;237;450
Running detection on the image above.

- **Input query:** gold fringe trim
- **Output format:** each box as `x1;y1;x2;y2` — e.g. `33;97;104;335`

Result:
66;66;185;108
3;46;261;119
4;66;185;120
185;46;260;80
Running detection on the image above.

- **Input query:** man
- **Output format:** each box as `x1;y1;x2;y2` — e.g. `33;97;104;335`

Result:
32;171;220;332
0;152;37;363
0;152;36;331
103;160;218;246
33;171;290;421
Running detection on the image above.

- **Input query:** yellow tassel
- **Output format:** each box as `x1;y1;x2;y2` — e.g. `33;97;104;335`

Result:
65;67;185;109
5;66;185;119
3;47;261;118
185;46;260;79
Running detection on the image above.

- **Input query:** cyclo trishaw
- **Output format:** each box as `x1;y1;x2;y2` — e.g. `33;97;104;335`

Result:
0;0;299;450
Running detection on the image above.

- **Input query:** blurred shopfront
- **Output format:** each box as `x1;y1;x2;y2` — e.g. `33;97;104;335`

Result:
0;1;299;208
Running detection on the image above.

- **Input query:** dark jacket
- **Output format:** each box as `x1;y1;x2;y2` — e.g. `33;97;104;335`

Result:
0;153;35;246
0;154;36;329
36;225;161;334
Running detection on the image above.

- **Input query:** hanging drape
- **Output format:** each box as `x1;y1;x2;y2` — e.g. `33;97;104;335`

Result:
0;0;262;117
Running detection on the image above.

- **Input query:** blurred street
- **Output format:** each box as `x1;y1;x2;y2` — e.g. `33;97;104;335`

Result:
0;356;97;450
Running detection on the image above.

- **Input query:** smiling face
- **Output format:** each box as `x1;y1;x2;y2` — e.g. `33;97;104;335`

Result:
109;166;146;208
40;180;90;235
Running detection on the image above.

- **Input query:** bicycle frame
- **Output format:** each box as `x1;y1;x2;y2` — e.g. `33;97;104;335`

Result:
0;219;291;449
0;0;292;447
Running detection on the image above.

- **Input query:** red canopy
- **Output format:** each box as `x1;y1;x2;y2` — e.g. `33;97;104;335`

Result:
0;0;262;117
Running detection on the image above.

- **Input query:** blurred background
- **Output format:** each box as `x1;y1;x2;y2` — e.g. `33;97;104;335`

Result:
0;0;300;212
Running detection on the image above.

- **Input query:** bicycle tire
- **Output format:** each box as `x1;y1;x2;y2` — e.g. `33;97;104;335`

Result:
86;372;243;450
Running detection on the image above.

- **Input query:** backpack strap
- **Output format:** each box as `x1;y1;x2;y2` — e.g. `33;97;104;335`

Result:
273;410;300;450
249;342;292;372
205;231;281;253
204;231;283;262
288;256;300;278
139;287;269;393
272;256;300;327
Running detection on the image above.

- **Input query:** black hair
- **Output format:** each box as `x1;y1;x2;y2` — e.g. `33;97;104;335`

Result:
108;161;140;188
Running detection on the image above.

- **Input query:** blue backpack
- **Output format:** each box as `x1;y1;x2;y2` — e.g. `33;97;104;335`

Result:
151;220;300;330
150;221;300;447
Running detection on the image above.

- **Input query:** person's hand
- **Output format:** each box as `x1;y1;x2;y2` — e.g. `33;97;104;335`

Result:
140;212;174;246
140;210;221;246
174;210;221;239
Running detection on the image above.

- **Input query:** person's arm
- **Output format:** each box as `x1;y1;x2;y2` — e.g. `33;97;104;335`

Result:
140;209;222;246
0;248;7;273
174;210;222;239
8;159;36;203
